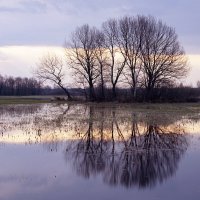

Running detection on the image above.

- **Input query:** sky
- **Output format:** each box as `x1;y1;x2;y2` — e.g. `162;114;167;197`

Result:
0;0;200;86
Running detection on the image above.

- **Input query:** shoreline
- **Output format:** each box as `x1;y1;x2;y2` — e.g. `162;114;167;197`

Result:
0;96;200;115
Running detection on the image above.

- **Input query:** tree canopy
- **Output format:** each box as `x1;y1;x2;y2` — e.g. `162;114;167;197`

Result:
65;15;188;101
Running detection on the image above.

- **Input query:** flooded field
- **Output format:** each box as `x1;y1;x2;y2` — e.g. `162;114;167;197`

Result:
0;103;200;200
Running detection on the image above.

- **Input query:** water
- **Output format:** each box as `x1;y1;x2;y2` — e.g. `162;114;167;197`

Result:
0;103;200;200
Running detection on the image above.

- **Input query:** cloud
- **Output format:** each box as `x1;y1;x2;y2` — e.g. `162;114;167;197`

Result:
0;46;67;78
0;0;199;53
0;45;199;86
0;51;9;61
0;0;47;13
0;0;199;87
19;0;47;13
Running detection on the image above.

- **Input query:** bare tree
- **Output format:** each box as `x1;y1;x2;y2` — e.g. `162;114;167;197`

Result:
66;24;99;101
103;19;126;100
118;16;143;100
35;53;72;100
94;29;109;100
138;16;188;101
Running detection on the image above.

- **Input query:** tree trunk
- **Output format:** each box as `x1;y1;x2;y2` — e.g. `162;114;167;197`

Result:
112;84;117;100
100;68;105;101
59;84;72;100
131;86;137;102
145;85;153;102
101;84;105;101
89;84;96;101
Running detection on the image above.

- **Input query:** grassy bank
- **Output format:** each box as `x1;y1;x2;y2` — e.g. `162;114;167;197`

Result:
0;96;55;104
1;96;200;114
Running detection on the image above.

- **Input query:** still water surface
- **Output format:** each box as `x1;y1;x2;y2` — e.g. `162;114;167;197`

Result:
0;103;200;200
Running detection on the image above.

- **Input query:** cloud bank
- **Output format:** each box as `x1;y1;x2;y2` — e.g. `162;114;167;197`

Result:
0;0;200;53
0;0;200;85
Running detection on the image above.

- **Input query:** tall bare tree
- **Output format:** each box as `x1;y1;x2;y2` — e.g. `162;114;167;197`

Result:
139;16;188;101
66;24;99;101
118;16;143;100
94;29;109;100
35;53;72;100
102;19;126;99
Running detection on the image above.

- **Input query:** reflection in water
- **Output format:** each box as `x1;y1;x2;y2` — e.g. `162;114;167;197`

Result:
64;106;188;189
0;104;189;190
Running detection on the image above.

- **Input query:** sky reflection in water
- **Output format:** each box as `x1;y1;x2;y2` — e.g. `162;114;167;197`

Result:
0;104;200;200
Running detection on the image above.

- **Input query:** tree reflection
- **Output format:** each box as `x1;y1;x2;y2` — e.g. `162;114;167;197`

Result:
65;106;188;189
67;107;108;178
114;125;187;188
0;103;189;189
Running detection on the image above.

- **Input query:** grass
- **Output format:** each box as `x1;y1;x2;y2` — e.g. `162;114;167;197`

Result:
1;96;200;114
0;96;56;104
81;101;200;113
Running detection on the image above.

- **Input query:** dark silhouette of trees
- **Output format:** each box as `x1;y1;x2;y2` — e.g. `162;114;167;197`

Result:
117;16;143;100
0;75;42;96
35;53;72;100
138;16;188;101
66;24;99;101
102;19;127;100
64;15;188;102
94;29;109;101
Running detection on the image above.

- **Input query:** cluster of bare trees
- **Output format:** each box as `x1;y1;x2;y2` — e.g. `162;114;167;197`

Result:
65;15;188;101
0;75;42;96
34;15;188;101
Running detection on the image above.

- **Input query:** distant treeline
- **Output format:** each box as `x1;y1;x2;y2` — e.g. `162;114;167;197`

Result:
0;74;84;96
0;74;200;102
0;75;42;96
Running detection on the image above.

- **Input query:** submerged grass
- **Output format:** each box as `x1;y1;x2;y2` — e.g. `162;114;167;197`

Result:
81;101;200;114
0;96;200;116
